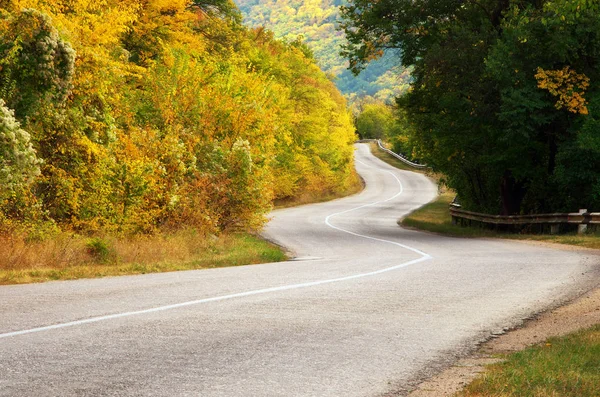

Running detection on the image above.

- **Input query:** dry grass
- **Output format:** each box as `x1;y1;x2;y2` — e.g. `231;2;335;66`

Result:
0;168;364;285
459;325;600;397
0;231;286;285
274;170;364;208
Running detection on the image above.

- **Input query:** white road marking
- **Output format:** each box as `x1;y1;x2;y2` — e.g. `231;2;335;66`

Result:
325;159;431;258
0;256;428;339
0;152;432;340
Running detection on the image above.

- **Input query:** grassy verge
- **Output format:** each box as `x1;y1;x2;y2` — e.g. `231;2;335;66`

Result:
401;185;600;249
274;169;364;208
0;231;286;285
459;325;600;397
0;171;363;285
400;191;495;238
367;142;600;249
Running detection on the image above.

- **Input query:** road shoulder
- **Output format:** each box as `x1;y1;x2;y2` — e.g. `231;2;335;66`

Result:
407;284;600;396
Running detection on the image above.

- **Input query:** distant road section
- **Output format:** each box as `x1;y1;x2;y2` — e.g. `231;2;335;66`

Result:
0;144;597;396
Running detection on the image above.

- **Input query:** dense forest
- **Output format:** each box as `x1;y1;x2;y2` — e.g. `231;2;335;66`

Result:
0;0;358;237
234;0;411;104
343;0;600;215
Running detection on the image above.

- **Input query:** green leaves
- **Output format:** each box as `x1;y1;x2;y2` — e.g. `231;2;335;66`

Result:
343;0;600;214
0;9;75;119
0;100;41;194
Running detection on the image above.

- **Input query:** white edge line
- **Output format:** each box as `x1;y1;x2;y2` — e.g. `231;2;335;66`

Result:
0;256;429;339
1;154;433;340
326;158;431;258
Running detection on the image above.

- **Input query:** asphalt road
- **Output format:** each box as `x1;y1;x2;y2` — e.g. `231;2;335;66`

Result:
1;143;598;396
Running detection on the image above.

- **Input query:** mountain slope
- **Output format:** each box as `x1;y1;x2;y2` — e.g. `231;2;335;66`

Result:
234;0;410;103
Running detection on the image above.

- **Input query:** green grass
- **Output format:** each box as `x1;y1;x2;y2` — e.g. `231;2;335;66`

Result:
369;141;600;249
459;325;600;397
401;191;497;238
0;232;287;285
400;187;600;249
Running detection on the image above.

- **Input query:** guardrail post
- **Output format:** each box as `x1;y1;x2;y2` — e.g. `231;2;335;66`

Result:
578;209;588;234
550;224;560;235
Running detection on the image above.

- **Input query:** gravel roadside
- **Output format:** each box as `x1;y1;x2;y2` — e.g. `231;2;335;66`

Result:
407;280;600;396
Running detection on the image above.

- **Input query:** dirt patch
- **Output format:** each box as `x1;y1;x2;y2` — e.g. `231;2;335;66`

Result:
407;286;600;397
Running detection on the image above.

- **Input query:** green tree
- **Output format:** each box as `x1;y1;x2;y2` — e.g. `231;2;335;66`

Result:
355;103;394;140
342;0;600;214
0;8;75;119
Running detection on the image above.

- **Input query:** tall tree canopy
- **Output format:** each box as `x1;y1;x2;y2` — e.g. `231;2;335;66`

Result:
342;0;600;214
0;0;357;235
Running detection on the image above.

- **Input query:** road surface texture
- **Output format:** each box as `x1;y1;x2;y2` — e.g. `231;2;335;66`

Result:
1;143;598;396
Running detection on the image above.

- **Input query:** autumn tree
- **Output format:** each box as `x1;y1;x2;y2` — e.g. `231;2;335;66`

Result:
0;0;358;235
355;103;394;140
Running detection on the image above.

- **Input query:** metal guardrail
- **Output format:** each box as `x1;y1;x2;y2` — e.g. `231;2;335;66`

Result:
450;203;600;234
357;139;428;169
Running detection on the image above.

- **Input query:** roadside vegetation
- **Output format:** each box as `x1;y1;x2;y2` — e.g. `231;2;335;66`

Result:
343;0;600;217
0;0;359;284
459;325;600;397
0;232;286;285
274;177;363;209
401;189;600;250
369;143;600;250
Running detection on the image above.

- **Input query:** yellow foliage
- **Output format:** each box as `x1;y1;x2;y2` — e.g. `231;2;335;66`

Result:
0;0;357;236
535;66;590;115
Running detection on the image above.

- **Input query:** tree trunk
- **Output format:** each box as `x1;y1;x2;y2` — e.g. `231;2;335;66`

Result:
500;171;524;215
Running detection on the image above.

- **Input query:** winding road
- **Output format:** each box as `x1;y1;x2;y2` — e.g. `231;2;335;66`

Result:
1;143;598;396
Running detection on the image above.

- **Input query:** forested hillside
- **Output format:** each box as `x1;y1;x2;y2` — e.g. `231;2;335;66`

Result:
0;0;358;237
343;0;600;216
234;0;410;103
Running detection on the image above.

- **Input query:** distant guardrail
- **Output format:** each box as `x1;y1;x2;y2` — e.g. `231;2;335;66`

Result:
358;139;597;235
357;139;428;169
450;203;600;234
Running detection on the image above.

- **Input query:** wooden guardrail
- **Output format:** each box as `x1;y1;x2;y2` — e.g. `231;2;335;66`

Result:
357;139;428;169
358;139;597;235
450;204;600;234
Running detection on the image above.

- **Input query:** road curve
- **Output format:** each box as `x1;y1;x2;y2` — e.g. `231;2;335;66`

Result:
0;144;598;396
